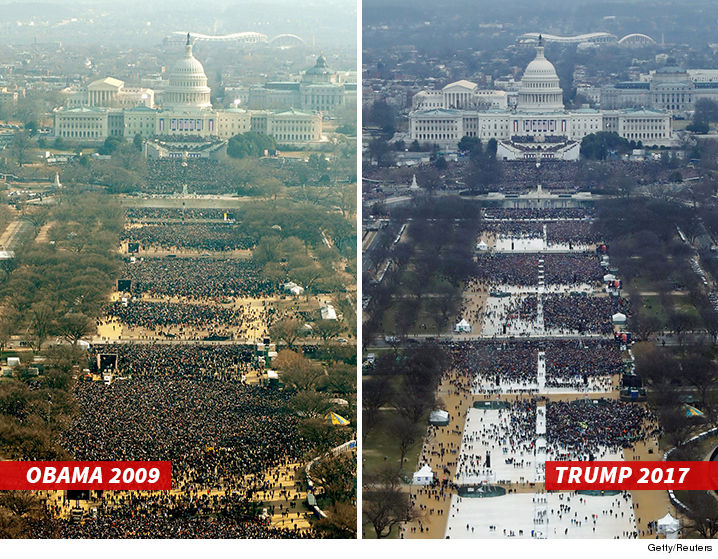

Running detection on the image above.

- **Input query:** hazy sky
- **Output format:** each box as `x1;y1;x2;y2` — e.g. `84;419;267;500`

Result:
0;0;357;48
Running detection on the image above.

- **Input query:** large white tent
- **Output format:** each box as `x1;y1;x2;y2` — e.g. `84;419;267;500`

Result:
455;318;471;333
612;312;627;325
412;464;435;485
656;513;680;539
429;410;450;426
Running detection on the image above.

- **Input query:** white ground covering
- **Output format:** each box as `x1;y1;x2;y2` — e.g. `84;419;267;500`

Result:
481;295;539;338
456;408;537;485
445;491;637;539
456;405;624;486
495;237;545;252
481;283;600;340
494;235;593;254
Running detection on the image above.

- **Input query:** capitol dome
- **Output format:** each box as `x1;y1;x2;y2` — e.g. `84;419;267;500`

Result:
164;33;212;109
517;37;564;112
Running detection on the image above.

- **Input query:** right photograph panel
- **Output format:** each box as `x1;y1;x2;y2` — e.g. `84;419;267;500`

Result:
362;0;718;540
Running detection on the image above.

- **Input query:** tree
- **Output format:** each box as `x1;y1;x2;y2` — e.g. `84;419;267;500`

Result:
636;347;678;386
133;133;143;151
298;417;338;453
256;177;283;203
0;490;46;538
680;353;717;408
312;319;342;344
367;138;396;167
687;121;710;134
366;100;396;135
273;349;323;390
314;501;357;538
388;415;421;468
57;312;93;345
681;490;718;538
97;135;124;155
694;98;718;124
10;131;29;167
227;131;276;158
363;468;414;538
668;311;697;347
310;453;356;505
580;132;630;160
0;310;18;351
30;303;55;351
629;312;662;341
321;362;356;395
269;318;304;350
362;375;390;438
458;136;480;153
290;390;332;418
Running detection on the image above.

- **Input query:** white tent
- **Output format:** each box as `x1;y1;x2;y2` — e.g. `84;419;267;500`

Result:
612;312;627;325
320;305;338;320
429;410;450;426
455;318;471;333
603;273;616;282
657;513;680;538
476;241;489;251
412;464;434;485
283;281;304;295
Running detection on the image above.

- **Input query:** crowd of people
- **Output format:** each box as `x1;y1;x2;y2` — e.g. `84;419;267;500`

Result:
483;208;591;220
546;222;601;245
61;379;311;487
449;340;540;387
542;254;603;285
545;340;623;388
475;254;602;286
476;254;538;285
481;220;600;247
32;491;316;538
145;160;235;194
122;257;276;299
104;301;248;338
90;343;257;379
50;372;319;538
126;207;233;222
543;295;629;335
547;399;657;459
447;339;623;389
121;223;255;251
483;221;543;238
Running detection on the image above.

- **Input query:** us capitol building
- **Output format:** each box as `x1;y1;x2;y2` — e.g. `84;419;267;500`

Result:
409;38;672;160
53;35;325;146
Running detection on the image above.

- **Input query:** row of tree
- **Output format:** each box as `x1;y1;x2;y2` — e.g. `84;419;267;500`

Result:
362;342;448;538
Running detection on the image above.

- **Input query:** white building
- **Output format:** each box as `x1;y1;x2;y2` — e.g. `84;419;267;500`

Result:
245;55;356;114
412;80;508;111
601;66;718;115
54;34;324;146
66;77;154;109
409;38;672;152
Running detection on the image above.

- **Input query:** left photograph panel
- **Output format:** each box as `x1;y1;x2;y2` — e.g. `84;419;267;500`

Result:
0;0;357;539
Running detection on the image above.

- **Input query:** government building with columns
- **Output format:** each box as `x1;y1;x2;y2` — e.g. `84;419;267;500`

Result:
409;39;672;159
53;35;324;146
